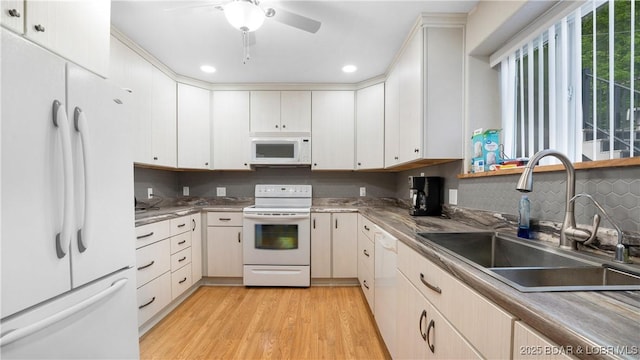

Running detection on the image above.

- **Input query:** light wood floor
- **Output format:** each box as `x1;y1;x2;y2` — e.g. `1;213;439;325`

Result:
139;286;391;360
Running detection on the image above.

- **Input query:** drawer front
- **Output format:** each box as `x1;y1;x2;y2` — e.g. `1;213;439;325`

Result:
135;220;171;249
137;271;171;327
136;239;171;288
398;242;514;359
358;215;377;241
206;212;243;226
170;215;191;236
170;231;191;254
357;232;374;274
170;247;191;272
359;266;375;313
171;264;193;300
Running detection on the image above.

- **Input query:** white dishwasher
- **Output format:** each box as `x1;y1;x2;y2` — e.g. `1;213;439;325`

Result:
374;229;397;359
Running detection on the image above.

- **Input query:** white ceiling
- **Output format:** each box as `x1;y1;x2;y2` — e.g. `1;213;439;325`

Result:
110;1;478;84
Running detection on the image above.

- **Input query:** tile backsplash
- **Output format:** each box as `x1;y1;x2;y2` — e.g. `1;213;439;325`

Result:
458;166;640;233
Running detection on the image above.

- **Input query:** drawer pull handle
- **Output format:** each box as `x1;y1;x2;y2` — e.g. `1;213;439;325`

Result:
137;260;155;270
420;273;442;294
178;256;187;262
363;280;369;289
419;309;427;341
363;249;370;257
426;319;435;353
177;223;186;228
8;9;21;17
219;218;231;221
137;231;154;239
138;297;156;309
178;240;186;245
364;225;370;231
238;232;241;243
179;277;187;284
192;219;196;231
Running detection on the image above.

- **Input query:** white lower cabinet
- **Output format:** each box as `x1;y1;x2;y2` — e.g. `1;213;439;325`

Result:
357;215;376;311
135;214;200;330
397;241;515;359
310;212;358;279
397;272;482;360
513;321;577;360
206;212;243;277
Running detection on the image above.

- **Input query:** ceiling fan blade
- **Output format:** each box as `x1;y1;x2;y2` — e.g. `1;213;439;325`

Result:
163;1;225;12
271;8;321;34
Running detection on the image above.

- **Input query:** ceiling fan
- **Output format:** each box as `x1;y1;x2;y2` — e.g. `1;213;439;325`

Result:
167;0;321;63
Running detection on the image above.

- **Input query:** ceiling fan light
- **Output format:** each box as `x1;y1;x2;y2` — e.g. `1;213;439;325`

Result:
224;1;265;32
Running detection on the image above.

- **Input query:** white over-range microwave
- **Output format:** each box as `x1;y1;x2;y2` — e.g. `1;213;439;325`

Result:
250;137;311;165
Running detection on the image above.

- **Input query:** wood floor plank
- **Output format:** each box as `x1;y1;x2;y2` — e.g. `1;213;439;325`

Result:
140;286;390;360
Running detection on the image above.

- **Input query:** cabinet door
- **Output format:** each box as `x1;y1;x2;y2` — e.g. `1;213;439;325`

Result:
513;322;576;360
250;91;280;132
25;0;110;77
310;213;332;278
191;214;203;283
384;67;400;167
311;91;355;170
109;37;153;164
150;66;177;168
281;91;311;133
1;0;24;34
206;226;243;277
356;83;385;170
331;213;358;278
1;31;70;318
178;84;211;169
212;91;251;170
398;28;423;163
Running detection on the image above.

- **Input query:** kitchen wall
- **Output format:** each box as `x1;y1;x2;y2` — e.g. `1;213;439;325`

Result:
134;167;397;200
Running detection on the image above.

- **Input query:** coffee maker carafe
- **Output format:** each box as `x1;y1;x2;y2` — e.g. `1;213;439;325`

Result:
408;176;443;216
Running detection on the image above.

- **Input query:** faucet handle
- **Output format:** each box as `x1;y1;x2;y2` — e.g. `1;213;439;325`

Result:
565;214;600;245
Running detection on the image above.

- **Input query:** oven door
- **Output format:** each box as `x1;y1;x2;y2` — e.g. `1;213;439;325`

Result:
243;212;310;266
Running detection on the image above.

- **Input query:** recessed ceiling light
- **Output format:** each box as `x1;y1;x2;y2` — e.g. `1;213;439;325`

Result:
342;65;357;73
200;65;216;73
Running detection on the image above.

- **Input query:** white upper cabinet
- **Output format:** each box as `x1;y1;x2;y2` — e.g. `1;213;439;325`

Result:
24;0;111;77
109;37;177;168
311;91;355;170
385;21;464;168
178;83;211;169
1;0;24;34
356;83;385;170
150;66;177;168
250;90;311;133
212;91;251;170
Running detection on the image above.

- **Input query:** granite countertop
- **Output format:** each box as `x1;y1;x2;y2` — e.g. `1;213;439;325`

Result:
359;206;640;360
133;199;639;359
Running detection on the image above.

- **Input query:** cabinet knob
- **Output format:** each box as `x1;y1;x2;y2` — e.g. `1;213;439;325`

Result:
394;156;399;160
153;156;158;161
275;124;279;128
357;162;361;166
282;124;286;129
414;148;420;153
8;9;21;17
205;162;209;166
34;24;45;32
244;163;248;166
313;163;317;167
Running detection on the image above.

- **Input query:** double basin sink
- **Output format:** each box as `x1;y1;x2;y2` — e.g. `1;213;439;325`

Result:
417;232;640;292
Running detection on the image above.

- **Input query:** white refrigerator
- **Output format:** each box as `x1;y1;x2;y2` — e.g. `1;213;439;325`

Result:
1;29;139;358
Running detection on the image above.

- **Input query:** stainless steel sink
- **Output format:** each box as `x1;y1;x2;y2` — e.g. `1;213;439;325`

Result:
417;232;640;292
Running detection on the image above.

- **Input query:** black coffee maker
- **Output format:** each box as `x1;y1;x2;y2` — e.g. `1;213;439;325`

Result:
408;176;443;216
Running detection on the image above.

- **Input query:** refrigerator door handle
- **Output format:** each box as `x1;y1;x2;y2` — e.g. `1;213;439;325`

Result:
52;100;73;259
74;107;91;253
0;278;128;347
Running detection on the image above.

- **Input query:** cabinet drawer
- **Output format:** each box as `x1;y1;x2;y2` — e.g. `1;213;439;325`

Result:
136;239;171;288
358;215;377;241
137;271;171;327
170;231;191;254
357;232;374;273
171;247;191;272
359;266;375;313
170;215;191;236
135;220;171;249
171;264;192;300
207;212;243;226
398;241;514;359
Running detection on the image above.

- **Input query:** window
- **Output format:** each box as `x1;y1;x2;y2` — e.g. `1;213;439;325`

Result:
500;0;638;163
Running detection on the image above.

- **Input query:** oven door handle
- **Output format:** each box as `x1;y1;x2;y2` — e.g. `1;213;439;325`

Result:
243;213;310;220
